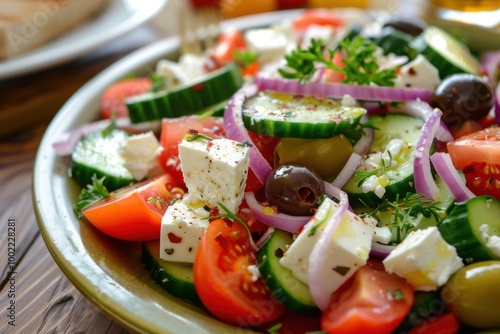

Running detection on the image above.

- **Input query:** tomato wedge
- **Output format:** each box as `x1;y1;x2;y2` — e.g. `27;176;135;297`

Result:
100;78;152;119
210;30;246;67
82;174;181;241
447;127;500;198
409;313;460;334
194;218;285;326
321;262;414;334
292;10;345;31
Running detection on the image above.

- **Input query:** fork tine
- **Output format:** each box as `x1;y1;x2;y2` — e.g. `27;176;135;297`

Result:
179;6;221;56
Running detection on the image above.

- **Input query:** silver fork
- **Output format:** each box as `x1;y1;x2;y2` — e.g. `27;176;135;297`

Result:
179;7;222;56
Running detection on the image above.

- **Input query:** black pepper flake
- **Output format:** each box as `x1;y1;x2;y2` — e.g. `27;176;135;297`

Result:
274;247;284;258
164;248;174;255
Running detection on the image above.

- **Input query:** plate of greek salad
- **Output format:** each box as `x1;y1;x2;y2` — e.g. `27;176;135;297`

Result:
34;7;500;334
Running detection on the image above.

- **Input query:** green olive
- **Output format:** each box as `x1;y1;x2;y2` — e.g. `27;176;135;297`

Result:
273;135;353;181
441;260;500;329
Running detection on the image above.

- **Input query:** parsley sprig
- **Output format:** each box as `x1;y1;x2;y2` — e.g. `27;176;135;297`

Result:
362;192;441;243
278;36;397;86
74;174;110;217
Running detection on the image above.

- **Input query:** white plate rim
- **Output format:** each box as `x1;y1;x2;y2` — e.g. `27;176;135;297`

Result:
0;0;167;80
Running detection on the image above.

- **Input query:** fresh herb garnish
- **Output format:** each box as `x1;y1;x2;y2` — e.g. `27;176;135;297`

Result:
74;174;110;217
386;288;405;301
362;192;441;243
233;50;258;67
267;323;282;334
278;36;397;86
354;150;393;187
208;202;256;248
150;72;165;93
184;133;214;142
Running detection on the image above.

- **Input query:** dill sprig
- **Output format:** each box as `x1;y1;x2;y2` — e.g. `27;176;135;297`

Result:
354;151;393;187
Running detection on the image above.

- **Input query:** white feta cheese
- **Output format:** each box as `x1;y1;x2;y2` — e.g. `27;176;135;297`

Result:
383;226;464;291
159;195;210;263
364;216;393;244
341;94;357;107
247;264;261;282
178;137;250;213
244;28;289;64
156;54;206;89
301;24;334;48
280;198;373;294
395;55;441;90
119;131;163;180
479;224;500;257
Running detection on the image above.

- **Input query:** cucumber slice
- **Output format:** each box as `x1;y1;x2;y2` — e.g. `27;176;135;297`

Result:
409;26;479;79
126;64;243;123
142;240;200;304
438;195;500;264
257;229;320;315
343;113;424;207
70;128;134;191
242;91;366;139
375;26;414;57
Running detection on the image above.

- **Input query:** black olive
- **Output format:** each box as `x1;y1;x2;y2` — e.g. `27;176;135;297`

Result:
383;17;427;37
264;163;324;216
430;74;493;129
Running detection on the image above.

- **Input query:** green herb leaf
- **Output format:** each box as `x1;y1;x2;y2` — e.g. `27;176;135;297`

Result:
74;174;110;217
362;192;441;243
386;288;405;301
150;72;165;93
354;150;393;187
279;36;397;86
207;202;256;248
267;323;282;334
233;50;258;67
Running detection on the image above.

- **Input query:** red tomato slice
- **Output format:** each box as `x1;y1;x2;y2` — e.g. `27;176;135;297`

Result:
210;30;246;67
158;116;225;186
194;218;286;326
321;262;414;334
447;127;500;198
447;127;500;170
82;174;181;241
292;10;345;31
100;78;152;119
409;312;460;334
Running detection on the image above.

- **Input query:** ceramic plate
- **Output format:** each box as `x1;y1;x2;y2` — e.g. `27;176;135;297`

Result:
33;10;500;334
0;0;167;80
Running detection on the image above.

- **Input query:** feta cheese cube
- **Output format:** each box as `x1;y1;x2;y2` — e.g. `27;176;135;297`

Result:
395;55;441;90
159;195;210;263
120;131;163;180
383;226;464;291
244;28;289;64
280;198;373;294
178;137;250;213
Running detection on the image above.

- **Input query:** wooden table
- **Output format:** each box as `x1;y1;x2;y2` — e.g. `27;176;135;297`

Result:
0;3;182;332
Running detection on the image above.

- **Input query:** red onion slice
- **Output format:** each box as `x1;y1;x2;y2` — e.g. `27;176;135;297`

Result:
414;108;443;200
332;152;362;189
370;241;396;260
481;51;500;84
52;118;161;156
255;76;433;102
430;152;475;202
243;192;310;233
255;226;275;248
223;85;272;184
308;193;349;311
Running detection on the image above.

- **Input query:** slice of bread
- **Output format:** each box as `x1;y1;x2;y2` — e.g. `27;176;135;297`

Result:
0;0;109;59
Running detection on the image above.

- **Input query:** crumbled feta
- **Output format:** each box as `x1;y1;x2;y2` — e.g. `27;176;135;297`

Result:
395;55;441;90
156;54;206;89
280;198;373;295
383;226;464;291
479;224;500;257
178;137;250;213
119;131;163;180
247;264;261;282
341;94;358;107
301;24;335;48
